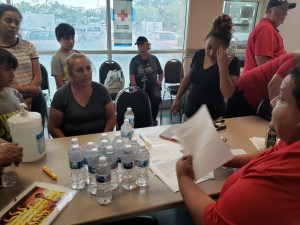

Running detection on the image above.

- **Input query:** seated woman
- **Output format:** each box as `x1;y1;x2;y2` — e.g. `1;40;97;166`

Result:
48;53;116;137
226;53;296;118
170;14;240;121
176;65;300;224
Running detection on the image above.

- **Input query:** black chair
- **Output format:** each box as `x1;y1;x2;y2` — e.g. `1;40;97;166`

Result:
40;63;50;104
115;86;153;130
160;59;183;124
99;60;122;100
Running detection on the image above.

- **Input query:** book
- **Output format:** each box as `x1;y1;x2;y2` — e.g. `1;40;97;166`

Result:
0;182;77;225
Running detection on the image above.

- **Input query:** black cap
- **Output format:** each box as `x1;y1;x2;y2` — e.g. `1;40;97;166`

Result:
135;36;149;45
267;0;296;11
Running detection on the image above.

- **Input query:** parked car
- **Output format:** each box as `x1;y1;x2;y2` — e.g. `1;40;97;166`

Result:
85;26;102;40
148;31;178;49
27;30;59;51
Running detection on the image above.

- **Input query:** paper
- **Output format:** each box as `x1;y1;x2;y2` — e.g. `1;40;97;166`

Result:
149;142;214;192
173;105;234;182
249;137;265;151
139;126;174;146
0;182;77;225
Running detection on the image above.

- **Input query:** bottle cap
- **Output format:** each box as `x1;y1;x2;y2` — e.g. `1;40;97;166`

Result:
127;107;132;111
99;156;106;163
87;142;94;147
91;148;98;152
124;118;129;123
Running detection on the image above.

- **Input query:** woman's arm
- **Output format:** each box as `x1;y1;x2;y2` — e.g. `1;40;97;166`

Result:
48;107;65;138
170;72;191;114
130;74;137;86
103;101;116;132
217;46;239;98
177;155;215;225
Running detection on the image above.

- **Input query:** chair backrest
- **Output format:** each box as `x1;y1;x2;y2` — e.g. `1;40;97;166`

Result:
40;63;50;95
164;59;182;84
115;86;153;130
99;60;122;84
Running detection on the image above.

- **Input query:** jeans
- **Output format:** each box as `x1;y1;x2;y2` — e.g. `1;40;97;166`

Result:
145;85;162;120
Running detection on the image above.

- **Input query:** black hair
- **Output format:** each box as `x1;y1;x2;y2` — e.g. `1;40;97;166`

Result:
290;65;300;107
206;14;233;48
0;4;22;21
0;48;18;69
55;23;75;40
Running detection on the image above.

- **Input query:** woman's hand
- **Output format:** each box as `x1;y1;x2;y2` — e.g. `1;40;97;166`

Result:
25;85;40;97
0;142;23;165
216;45;232;71
176;155;195;180
170;99;180;114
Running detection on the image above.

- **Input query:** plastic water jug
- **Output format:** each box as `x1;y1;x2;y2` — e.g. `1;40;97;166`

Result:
7;103;46;162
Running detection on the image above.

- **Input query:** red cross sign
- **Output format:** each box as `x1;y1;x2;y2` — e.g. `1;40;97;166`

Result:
118;9;128;21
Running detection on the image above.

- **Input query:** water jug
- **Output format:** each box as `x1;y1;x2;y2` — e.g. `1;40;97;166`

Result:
7;103;46;162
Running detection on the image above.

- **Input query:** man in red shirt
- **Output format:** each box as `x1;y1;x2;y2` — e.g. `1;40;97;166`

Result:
176;65;300;225
243;0;296;73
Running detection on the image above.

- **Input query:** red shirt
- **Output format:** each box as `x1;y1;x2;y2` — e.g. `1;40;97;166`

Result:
243;18;286;74
238;53;294;109
204;140;300;225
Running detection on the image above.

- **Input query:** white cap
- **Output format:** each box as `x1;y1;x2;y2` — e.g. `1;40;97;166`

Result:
127;107;132;111
87;142;94;147
124;118;129;123
99;156;107;163
91;148;98;152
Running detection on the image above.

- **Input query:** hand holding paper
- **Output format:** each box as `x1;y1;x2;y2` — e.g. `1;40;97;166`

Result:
173;105;234;182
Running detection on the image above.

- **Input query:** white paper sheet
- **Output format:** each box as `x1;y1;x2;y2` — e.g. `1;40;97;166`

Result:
173;105;234;182
249;137;265;151
149;142;214;192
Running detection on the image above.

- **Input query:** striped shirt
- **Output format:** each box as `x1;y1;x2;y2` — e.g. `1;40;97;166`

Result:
0;38;38;85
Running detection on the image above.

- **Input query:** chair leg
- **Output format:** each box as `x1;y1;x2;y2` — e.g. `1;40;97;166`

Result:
160;91;166;125
170;95;173;124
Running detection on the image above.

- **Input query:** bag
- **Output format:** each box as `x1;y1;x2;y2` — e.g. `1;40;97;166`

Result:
104;69;125;94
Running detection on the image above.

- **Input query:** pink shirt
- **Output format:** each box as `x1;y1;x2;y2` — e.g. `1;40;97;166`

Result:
204;140;300;225
243;18;286;74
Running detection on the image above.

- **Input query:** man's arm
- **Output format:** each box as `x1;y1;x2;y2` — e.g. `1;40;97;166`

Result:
268;74;283;101
255;56;272;66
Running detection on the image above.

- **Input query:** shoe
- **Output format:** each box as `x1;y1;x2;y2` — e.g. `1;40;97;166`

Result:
153;119;158;126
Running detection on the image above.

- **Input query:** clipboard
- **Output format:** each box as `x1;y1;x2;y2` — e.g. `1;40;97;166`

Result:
159;125;179;143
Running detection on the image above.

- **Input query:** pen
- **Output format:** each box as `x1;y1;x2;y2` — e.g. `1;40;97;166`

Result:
139;134;152;147
42;166;58;181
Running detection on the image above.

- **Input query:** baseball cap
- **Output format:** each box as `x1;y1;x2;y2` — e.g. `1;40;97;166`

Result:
135;36;149;45
267;0;296;11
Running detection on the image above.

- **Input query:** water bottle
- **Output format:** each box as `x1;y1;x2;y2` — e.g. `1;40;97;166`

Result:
122;145;136;190
0;164;18;187
84;142;95;184
99;139;110;157
70;138;80;148
113;139;125;182
112;132;123;146
227;38;237;57
95;156;112;205
100;133;111;144
124;107;135;127
135;146;150;187
88;148;100;194
121;119;133;143
105;146;118;190
130;137;139;154
68;144;85;190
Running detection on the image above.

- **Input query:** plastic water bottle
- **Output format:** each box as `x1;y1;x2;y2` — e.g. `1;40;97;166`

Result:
135;146;150;187
0;164;18;187
105;146;118;190
95;156;112;205
122;145;136;190
124;107;135;127
88;148;100;194
99;139;110;157
112;132;123;146
121;119;133;143
130;137;139;154
84;142;95;184
68;144;85;190
100;133;111;144
70;138;80;148
113;139;125;182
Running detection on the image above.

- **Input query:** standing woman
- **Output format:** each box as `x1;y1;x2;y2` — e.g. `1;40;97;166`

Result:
48;53;116;137
0;4;46;124
170;14;240;120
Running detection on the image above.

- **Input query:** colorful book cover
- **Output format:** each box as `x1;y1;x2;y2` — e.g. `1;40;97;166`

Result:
0;182;77;225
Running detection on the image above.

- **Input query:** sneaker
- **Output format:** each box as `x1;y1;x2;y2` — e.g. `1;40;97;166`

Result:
153;119;158;126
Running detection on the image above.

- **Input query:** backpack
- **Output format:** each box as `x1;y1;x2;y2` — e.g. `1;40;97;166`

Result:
104;69;125;94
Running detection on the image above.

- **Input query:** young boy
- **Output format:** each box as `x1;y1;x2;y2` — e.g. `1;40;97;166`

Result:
51;23;80;88
0;48;24;142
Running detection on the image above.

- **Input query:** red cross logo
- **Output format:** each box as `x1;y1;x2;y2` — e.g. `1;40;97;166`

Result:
118;10;128;21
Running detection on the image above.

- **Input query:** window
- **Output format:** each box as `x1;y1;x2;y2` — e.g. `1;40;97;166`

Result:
223;1;259;50
13;0;187;98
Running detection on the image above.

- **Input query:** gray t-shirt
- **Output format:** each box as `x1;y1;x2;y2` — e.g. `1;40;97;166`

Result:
129;54;163;87
0;88;24;141
51;82;111;136
51;49;80;84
